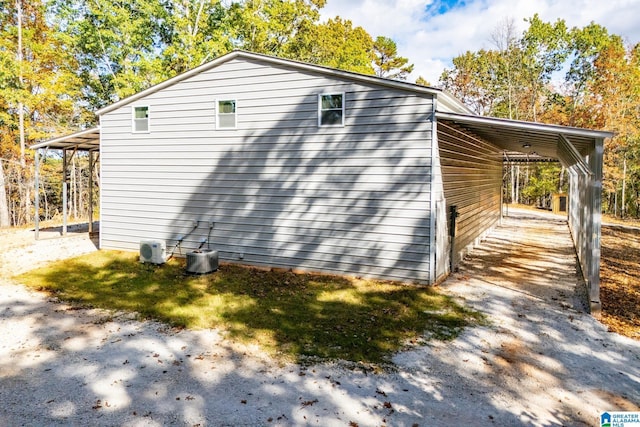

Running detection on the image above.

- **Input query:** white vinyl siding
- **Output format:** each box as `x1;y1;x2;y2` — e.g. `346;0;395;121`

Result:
216;99;236;129
100;57;435;282
318;93;344;126
132;106;149;133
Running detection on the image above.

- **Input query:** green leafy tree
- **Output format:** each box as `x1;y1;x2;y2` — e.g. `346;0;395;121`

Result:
160;0;232;75
519;14;570;121
566;22;621;109
415;76;430;86
226;0;325;57
303;17;374;74
521;163;565;207
51;0;175;107
372;36;413;80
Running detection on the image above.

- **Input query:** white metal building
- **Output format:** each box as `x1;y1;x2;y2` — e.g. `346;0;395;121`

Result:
33;51;612;311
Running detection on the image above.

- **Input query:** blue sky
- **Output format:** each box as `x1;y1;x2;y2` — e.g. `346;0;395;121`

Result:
320;0;640;85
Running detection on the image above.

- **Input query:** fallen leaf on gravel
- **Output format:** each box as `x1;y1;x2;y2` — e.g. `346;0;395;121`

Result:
375;388;387;397
300;399;318;407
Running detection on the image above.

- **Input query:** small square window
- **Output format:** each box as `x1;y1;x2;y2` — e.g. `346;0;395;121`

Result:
132;106;149;133
318;93;344;126
217;100;236;129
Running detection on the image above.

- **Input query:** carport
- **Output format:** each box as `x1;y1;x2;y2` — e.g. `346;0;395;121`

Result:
436;112;613;312
30;127;100;239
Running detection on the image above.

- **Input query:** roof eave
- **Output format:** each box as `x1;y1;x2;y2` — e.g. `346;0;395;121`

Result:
436;111;614;139
30;126;101;150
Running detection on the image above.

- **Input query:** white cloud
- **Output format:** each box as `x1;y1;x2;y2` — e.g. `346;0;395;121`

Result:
321;0;640;85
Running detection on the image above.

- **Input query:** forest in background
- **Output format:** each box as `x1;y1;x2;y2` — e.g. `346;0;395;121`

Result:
0;0;639;228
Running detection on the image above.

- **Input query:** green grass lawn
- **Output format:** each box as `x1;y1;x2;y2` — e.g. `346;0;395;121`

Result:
16;250;485;365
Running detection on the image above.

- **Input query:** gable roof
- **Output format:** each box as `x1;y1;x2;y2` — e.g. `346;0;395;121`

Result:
95;50;473;116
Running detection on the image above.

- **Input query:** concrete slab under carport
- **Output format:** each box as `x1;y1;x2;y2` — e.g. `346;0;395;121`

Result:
455;207;590;311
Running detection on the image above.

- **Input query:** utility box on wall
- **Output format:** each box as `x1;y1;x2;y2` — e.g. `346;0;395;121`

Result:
552;193;568;214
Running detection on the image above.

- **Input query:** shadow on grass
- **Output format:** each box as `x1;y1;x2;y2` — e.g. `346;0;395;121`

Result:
16;250;484;365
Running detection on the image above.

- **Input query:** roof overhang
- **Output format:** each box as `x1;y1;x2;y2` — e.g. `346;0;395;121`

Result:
30;127;100;152
436;111;613;168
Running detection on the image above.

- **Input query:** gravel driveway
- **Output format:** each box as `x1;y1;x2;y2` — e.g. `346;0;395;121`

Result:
1;212;639;426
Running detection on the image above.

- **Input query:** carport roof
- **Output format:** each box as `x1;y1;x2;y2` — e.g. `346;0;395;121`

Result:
30;126;100;151
436;111;613;160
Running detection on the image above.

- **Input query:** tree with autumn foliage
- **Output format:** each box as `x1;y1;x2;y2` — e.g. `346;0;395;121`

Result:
0;0;84;227
441;16;640;217
2;0;414;227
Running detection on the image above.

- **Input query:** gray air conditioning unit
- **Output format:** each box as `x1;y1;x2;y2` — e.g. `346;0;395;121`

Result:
140;240;167;264
186;250;219;274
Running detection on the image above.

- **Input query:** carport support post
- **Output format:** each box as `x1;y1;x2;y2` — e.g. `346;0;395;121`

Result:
34;149;39;240
88;150;93;234
62;148;67;236
588;138;604;315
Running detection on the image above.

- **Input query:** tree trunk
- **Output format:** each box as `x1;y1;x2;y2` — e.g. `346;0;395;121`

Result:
515;165;520;204
0;161;10;227
622;157;627;218
70;157;76;219
510;164;515;203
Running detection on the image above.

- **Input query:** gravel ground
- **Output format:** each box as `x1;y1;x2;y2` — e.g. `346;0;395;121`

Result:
1;212;639;426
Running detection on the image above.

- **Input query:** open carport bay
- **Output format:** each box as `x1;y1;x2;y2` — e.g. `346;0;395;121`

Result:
0;209;639;426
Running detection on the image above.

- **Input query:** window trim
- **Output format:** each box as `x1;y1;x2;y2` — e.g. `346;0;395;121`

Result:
318;93;345;127
132;105;150;133
216;98;237;129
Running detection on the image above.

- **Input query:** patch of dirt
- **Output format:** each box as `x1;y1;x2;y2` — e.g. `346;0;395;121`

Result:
600;224;640;340
0;223;98;277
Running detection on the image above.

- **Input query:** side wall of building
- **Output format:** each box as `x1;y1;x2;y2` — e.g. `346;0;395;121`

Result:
99;57;436;282
436;121;503;268
568;138;604;309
